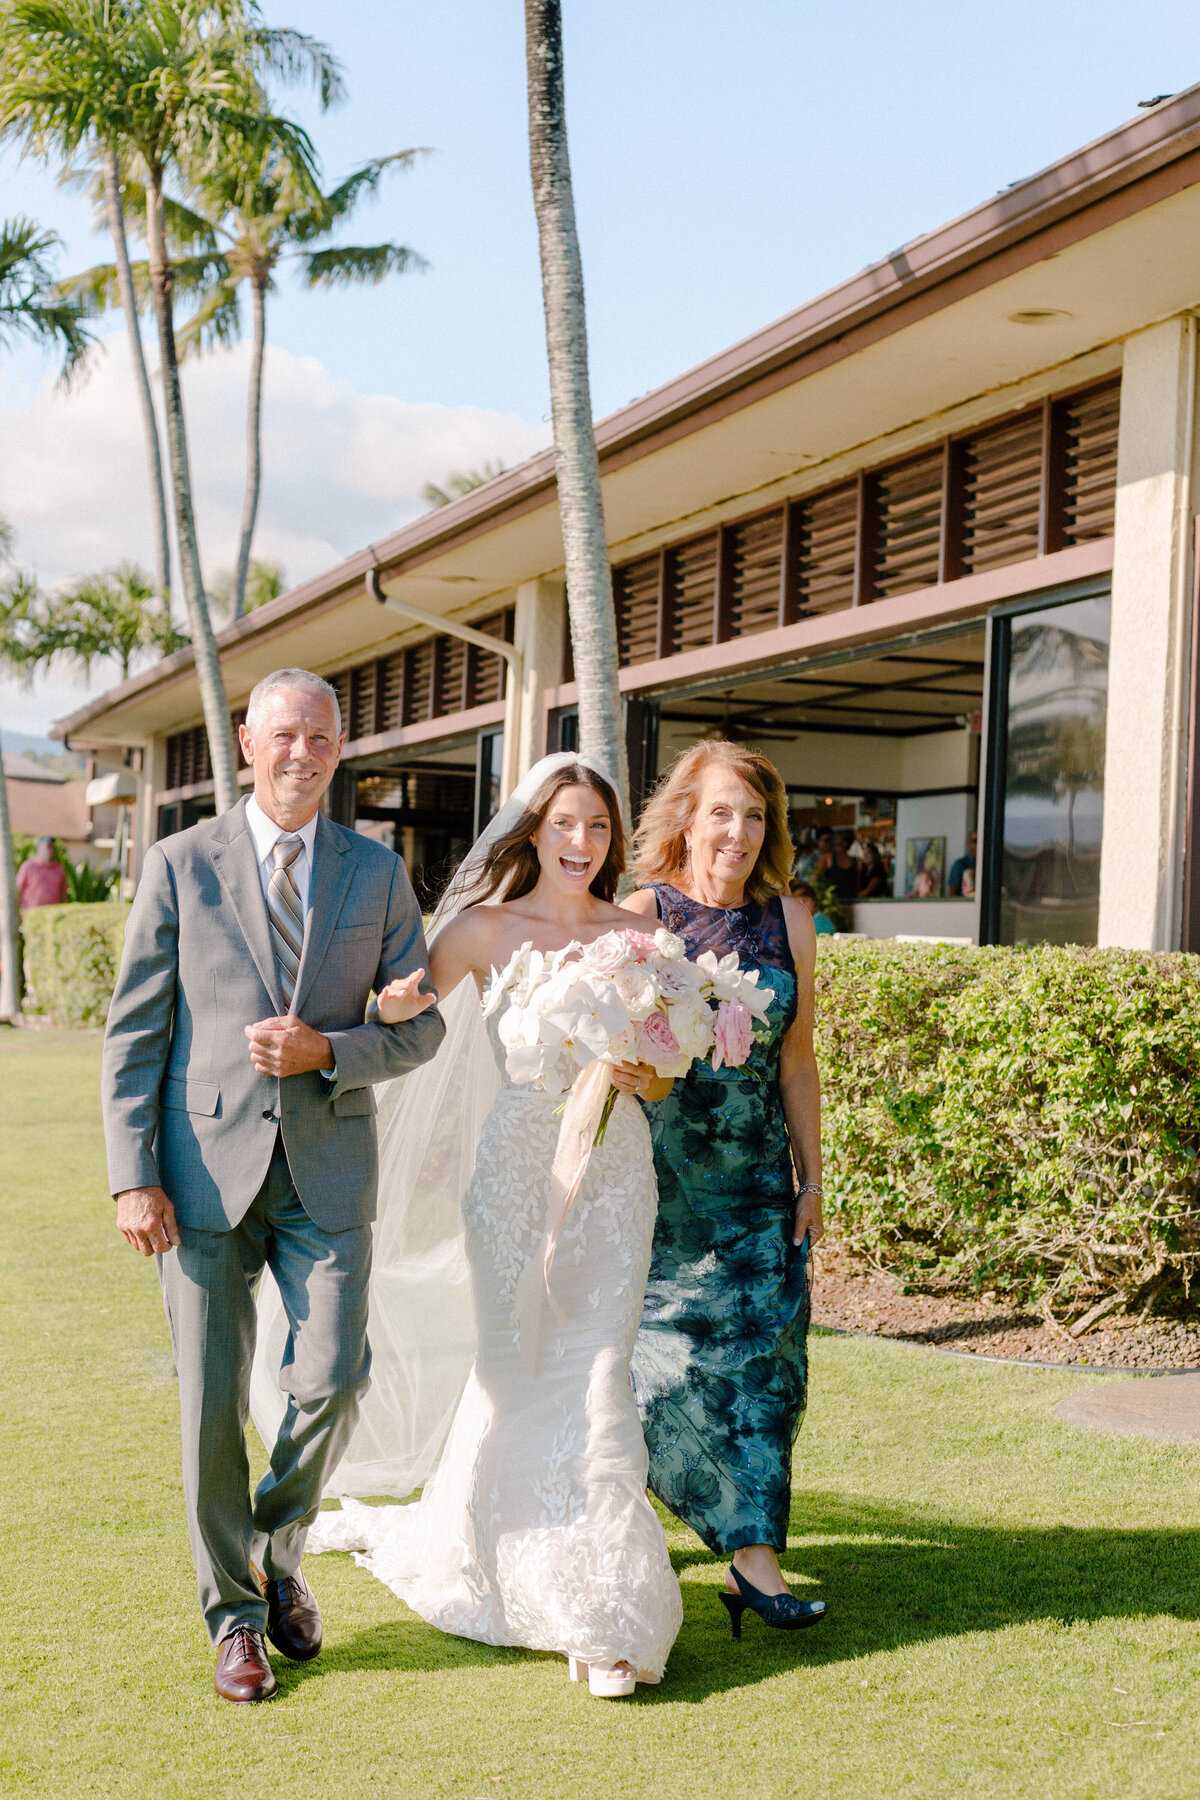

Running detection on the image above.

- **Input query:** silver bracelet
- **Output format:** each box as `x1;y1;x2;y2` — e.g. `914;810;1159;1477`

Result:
797;1182;823;1197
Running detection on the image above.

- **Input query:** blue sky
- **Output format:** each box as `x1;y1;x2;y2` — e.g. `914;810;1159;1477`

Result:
3;0;1199;734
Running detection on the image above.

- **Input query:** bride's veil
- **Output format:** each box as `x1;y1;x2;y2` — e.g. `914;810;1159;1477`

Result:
248;750;616;1499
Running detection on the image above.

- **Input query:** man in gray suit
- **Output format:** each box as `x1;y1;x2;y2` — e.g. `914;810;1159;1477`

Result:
103;667;444;1703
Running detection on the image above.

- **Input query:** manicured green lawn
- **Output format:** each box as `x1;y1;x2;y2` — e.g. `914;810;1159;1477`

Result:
3;1027;1200;1799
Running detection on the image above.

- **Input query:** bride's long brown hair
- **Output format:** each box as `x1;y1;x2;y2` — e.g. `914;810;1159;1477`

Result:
458;762;626;907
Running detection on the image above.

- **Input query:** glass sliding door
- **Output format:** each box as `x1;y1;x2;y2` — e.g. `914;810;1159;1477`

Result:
981;591;1111;945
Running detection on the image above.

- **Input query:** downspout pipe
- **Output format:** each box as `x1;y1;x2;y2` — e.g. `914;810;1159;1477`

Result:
366;566;524;689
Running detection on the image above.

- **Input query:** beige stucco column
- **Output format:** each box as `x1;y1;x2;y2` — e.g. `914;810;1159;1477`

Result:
1097;316;1199;950
502;577;566;796
133;735;164;883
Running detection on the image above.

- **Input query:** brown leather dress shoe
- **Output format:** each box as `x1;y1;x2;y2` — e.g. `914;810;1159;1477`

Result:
263;1572;323;1661
214;1626;278;1703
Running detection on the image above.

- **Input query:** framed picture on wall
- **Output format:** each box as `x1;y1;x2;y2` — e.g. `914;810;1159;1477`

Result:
905;835;946;898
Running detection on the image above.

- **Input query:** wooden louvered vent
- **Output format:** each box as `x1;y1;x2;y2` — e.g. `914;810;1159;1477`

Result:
435;634;467;716
960;411;1043;574
613;554;660;666
1062;381;1120;543
329;669;352;734
466;608;513;705
669;533;719;653
795;483;857;615
727;511;784;638
349;662;377;742
377;652;405;733
870;450;944;599
404;638;435;725
164;723;212;790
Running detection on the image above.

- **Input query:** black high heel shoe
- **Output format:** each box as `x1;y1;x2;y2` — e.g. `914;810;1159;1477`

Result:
718;1564;828;1639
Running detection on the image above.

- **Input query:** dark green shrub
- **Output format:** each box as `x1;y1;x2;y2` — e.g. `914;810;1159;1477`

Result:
22;902;129;1028
815;940;1200;1325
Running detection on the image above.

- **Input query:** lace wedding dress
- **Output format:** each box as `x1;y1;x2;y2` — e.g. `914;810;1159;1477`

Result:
307;1011;683;1679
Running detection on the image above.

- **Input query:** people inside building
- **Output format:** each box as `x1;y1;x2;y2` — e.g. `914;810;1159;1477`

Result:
793;824;834;884
15;836;67;911
855;840;890;899
949;830;978;897
827;830;858;900
791;879;837;934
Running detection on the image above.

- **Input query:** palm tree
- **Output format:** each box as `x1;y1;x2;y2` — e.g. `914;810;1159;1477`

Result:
209;554;284;614
422;460;506;509
99;146;173;615
0;523;25;1024
51;144;177;616
0;215;88;370
6;561;189;681
0;0;330;814
524;0;626;812
71;144;425;618
0;222;86;1020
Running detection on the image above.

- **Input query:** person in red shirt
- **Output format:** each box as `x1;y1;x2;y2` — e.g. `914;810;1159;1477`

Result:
16;837;68;911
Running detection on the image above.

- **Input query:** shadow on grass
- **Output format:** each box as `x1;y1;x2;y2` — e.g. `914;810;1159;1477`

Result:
659;1489;1200;1701
273;1599;554;1696
275;1490;1200;1702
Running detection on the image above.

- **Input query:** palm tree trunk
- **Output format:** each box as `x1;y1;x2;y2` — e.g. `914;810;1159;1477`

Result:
232;273;267;621
0;704;23;1020
144;168;238;816
102;147;172;621
524;0;628;814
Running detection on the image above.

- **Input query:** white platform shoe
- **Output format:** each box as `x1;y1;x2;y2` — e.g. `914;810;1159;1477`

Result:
567;1655;637;1698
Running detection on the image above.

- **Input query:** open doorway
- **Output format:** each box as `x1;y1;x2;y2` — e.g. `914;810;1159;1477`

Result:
649;625;986;938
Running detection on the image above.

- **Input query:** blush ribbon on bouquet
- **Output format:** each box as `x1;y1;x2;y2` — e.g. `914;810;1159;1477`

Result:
515;1055;613;1372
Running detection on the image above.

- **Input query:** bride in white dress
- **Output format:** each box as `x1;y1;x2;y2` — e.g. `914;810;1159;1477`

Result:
254;756;682;1696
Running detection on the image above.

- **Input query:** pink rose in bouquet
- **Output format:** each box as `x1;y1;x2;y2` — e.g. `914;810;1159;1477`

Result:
613;965;658;1020
581;931;635;977
635;1010;682;1069
623;929;661;958
712;997;754;1070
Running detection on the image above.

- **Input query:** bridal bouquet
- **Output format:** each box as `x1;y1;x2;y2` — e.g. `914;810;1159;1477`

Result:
482;924;773;1131
484;926;773;1359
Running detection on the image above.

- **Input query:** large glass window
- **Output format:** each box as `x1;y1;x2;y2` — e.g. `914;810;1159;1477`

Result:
984;592;1110;945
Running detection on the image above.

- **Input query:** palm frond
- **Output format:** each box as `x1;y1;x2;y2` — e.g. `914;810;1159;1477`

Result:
246;25;345;110
422;462;507;509
160;191;219;250
175;275;240;356
316;149;430;227
0;215;90;378
169;249;231;294
300;242;427;289
53;257;131;316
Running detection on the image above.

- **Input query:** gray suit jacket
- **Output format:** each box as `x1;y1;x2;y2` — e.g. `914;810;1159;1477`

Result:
101;797;444;1233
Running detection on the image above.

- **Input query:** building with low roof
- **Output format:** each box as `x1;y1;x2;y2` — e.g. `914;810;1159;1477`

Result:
52;85;1200;949
3;752;92;859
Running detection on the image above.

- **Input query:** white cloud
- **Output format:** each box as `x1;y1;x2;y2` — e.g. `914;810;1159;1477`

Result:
0;334;548;734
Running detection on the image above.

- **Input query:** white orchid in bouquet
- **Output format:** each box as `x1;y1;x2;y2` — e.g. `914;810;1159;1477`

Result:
483;925;773;1146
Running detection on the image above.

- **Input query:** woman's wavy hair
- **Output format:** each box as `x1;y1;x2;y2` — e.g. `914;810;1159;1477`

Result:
630;740;793;904
459;762;625;907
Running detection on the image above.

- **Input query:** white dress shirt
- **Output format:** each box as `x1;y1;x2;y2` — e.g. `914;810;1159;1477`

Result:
244;797;334;1073
244;795;320;919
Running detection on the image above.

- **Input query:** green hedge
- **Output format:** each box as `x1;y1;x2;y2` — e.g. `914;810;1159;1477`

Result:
815;939;1200;1327
22;902;129;1028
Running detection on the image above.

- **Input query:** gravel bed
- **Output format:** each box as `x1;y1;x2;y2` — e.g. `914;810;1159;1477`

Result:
811;1239;1200;1371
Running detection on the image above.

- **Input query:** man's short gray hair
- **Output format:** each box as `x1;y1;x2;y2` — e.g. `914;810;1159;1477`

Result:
244;668;342;735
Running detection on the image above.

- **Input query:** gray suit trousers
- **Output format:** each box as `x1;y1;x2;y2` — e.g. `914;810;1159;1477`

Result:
158;1137;371;1644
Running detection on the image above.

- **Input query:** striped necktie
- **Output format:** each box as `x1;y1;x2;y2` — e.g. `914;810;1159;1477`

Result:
267;834;306;1010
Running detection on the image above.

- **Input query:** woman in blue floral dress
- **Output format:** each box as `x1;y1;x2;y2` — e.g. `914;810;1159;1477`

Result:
623;741;827;1639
